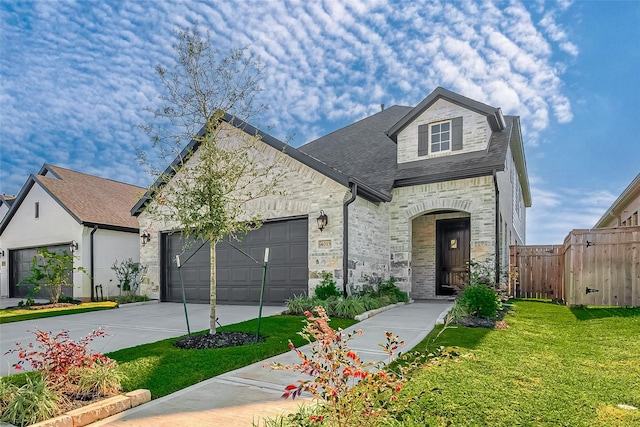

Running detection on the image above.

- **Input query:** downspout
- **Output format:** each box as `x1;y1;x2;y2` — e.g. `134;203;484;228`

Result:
492;170;500;285
90;225;98;302
342;182;357;297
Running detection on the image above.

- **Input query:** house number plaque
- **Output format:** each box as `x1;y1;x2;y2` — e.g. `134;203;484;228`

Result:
318;239;332;249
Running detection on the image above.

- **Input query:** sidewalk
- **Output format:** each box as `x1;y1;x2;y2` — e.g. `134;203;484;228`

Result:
92;300;452;426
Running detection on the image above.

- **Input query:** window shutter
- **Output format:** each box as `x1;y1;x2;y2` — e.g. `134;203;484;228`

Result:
452;116;463;151
418;124;428;156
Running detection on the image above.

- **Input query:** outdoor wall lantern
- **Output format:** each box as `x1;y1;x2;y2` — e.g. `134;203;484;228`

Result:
317;210;328;232
0;248;4;257
141;230;151;246
69;240;78;253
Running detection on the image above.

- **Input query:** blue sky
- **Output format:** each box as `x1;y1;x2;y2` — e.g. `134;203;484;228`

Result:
0;0;638;244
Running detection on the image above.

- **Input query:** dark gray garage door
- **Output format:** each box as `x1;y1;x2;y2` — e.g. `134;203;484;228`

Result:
164;218;308;304
10;245;73;299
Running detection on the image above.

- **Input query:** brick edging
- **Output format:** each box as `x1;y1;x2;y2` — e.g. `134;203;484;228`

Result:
27;389;151;427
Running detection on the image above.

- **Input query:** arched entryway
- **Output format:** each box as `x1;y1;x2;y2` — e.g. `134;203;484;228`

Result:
411;210;470;299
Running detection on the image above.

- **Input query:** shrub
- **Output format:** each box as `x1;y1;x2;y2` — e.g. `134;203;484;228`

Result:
333;297;365;319
360;295;382;311
18;248;89;304
446;299;469;323
6;328;116;390
269;307;413;426
70;361;125;399
314;274;342;300
0;374;59;427
111;258;148;301
458;284;499;318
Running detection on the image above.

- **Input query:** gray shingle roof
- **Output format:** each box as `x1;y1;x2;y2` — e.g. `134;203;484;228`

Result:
299;106;412;194
299;106;515;195
393;116;514;187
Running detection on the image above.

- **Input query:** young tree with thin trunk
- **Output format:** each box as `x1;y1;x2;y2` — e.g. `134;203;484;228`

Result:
138;25;284;334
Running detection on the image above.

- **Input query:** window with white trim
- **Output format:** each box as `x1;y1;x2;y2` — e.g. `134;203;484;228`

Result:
430;120;451;154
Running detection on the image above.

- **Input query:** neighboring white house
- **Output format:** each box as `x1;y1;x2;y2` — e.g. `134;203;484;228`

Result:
133;87;532;304
0;194;14;222
0;164;146;301
594;172;640;228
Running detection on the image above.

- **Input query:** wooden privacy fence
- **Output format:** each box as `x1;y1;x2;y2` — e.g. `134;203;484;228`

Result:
510;226;640;306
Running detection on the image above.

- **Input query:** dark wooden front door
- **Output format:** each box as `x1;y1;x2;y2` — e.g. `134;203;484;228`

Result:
436;218;470;295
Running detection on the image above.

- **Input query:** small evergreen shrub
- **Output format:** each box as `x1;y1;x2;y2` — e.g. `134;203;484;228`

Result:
458;284;499;318
313;274;342;300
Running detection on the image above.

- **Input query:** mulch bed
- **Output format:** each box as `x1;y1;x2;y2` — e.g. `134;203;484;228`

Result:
456;307;512;329
174;331;265;349
27;303;76;310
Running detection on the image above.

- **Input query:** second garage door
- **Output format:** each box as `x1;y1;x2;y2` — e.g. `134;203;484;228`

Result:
9;245;73;299
164;218;308;304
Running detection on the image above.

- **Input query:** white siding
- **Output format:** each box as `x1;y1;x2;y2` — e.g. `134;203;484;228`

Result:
0;184;83;297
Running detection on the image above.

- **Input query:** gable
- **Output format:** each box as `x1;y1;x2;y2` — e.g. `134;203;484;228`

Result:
132;113;392;216
396;98;492;164
1;165;144;234
1;181;80;241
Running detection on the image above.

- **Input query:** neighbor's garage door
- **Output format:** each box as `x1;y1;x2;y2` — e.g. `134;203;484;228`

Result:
164;218;308;304
9;245;73;298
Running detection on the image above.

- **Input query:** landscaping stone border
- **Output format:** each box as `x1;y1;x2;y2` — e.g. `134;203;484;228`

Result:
354;300;414;321
116;300;159;308
8;389;152;427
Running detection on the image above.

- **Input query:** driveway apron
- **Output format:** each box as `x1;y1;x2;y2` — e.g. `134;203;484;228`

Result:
0;302;285;377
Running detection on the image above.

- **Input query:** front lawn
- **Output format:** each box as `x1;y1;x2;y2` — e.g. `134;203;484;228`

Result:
398;301;640;426
108;315;357;398
0;301;118;324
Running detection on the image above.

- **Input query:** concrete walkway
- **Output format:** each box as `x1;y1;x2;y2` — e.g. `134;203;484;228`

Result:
92;300;452;427
0;300;285;377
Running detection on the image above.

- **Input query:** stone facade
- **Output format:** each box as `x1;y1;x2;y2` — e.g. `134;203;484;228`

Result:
346;196;390;289
411;211;471;299
396;98;490;164
135;93;529;302
137;124;349;300
388;176;497;296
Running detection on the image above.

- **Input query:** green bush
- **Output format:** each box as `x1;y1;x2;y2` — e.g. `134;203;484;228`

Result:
71;362;125;399
447;299;469;322
286;295;315;315
458;284;499;318
0;374;59;427
314;274;342;300
333;298;365;319
359;295;382;311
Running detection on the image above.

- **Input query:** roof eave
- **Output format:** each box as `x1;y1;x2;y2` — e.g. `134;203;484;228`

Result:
133;113;388;215
594;172;640;227
386;87;503;140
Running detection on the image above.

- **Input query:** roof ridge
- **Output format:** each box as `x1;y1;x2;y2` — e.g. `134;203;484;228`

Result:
43;164;146;190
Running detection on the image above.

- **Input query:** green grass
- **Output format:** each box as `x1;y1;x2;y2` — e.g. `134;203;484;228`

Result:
108;315;357;399
395;301;640;426
0;301;118;324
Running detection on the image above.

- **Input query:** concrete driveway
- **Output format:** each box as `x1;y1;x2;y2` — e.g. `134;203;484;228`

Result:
0;301;285;377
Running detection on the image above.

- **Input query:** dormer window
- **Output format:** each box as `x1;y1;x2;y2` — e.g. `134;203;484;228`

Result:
430;121;451;153
418;116;463;157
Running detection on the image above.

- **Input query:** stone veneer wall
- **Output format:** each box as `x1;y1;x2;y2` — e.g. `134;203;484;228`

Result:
411;211;471;299
346;196;390;290
137;126;349;300
396;98;490;164
389;176;497;295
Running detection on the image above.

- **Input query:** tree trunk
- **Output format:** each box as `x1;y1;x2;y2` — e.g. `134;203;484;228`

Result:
209;242;217;334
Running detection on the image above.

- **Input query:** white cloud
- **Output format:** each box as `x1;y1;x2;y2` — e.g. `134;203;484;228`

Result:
1;0;579;199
